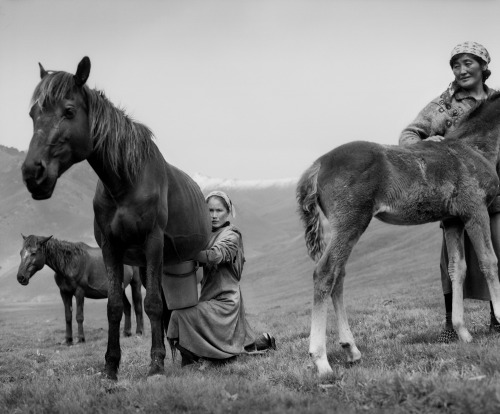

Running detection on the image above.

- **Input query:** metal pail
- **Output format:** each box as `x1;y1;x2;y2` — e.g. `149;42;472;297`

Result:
162;260;199;310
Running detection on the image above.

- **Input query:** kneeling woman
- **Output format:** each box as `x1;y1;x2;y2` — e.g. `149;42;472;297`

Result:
167;190;276;366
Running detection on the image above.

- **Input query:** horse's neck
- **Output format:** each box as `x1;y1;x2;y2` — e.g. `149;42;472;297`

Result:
43;240;83;279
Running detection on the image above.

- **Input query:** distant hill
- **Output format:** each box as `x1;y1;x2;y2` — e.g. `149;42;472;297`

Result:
0;145;443;311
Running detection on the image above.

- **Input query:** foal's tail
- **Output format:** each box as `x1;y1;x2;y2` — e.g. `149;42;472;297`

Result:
296;161;325;262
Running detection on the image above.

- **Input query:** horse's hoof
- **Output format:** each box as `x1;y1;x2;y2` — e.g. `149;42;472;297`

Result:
63;339;73;346
124;331;132;337
103;368;118;381
147;374;166;384
76;338;86;344
148;364;165;377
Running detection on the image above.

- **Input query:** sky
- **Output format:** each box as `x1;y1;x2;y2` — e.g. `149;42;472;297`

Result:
1;0;500;180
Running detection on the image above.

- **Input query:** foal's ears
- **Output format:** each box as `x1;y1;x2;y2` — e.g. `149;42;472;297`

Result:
38;63;48;79
74;56;91;87
39;235;53;245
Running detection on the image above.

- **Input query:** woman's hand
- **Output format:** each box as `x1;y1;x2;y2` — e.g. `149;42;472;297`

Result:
425;135;445;142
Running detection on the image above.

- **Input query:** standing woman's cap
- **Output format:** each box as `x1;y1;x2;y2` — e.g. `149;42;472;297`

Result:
450;41;491;65
205;190;236;217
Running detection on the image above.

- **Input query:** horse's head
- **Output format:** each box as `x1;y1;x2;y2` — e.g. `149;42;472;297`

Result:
17;234;52;286
22;57;93;200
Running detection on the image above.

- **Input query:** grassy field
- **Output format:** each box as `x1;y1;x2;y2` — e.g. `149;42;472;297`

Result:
2;275;500;414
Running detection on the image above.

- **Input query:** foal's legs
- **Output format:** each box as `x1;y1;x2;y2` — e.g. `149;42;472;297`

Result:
75;288;86;343
60;289;73;345
122;291;132;337
309;213;370;376
443;222;470;342
464;212;500;328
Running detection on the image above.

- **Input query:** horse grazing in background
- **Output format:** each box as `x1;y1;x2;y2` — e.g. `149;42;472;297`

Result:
22;57;211;380
297;92;500;377
17;234;144;344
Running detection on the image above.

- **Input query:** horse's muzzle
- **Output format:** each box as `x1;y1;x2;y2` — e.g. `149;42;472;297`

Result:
17;274;30;286
22;161;56;200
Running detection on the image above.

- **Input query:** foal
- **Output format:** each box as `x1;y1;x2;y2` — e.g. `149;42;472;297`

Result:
297;93;500;376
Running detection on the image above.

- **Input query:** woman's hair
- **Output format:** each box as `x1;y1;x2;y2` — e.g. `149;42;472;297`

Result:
207;195;230;212
450;53;491;83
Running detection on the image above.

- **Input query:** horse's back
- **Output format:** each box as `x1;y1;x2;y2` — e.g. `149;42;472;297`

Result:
315;140;497;225
162;163;211;264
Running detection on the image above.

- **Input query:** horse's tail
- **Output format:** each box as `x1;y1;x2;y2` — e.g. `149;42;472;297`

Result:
296;160;325;262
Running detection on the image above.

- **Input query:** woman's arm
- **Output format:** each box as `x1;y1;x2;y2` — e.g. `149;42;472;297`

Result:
195;229;241;266
399;101;446;146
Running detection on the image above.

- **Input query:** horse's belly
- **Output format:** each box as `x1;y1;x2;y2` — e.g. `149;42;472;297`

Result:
374;202;446;225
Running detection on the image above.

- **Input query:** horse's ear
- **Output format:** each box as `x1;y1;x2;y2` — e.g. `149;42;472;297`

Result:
74;56;91;87
21;233;26;240
40;235;53;245
38;63;48;79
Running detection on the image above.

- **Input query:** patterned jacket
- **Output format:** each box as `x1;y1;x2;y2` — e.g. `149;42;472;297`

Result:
399;83;500;213
399;83;496;146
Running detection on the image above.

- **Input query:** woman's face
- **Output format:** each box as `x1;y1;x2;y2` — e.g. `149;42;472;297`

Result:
207;197;230;228
452;54;485;91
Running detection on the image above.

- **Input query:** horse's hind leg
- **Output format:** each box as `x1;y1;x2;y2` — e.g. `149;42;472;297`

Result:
443;222;471;342
310;214;370;376
60;289;73;345
464;212;500;329
122;291;132;337
75;289;86;343
331;269;361;363
130;270;144;335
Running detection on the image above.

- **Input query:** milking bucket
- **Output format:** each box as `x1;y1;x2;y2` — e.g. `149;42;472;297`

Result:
162;260;199;310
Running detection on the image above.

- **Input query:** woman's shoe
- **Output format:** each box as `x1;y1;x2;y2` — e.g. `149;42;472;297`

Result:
437;327;458;343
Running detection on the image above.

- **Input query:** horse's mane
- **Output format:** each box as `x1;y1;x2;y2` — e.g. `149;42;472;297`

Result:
449;91;500;140
30;71;160;183
24;235;87;271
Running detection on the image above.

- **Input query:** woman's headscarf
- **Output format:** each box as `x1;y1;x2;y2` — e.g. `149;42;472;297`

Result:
450;41;491;66
205;190;236;218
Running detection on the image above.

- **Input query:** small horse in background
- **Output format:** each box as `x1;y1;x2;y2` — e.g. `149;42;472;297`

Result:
22;57;211;379
17;234;144;344
297;92;500;376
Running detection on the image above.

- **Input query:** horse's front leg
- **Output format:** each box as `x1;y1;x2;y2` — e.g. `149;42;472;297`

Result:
465;211;500;326
75;288;86;343
59;289;73;345
143;228;166;376
101;243;125;380
443;221;471;342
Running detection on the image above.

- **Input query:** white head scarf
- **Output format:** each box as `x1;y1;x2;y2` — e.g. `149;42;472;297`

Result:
205;190;236;218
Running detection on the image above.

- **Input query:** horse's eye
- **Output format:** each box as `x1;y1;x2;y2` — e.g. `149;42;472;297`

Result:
64;108;75;119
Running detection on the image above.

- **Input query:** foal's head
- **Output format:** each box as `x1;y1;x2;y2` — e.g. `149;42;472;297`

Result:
22;57;92;200
17;235;52;286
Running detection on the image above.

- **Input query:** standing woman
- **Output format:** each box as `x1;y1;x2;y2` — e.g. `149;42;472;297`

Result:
399;41;500;343
167;190;276;366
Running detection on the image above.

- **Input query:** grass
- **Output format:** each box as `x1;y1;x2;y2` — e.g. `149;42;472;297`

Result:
2;278;500;414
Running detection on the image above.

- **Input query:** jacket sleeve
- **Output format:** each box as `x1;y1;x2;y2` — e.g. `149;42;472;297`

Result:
205;229;241;265
399;99;448;147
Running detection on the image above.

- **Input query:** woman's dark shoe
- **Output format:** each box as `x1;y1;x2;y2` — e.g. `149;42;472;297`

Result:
256;332;277;351
437;327;458;343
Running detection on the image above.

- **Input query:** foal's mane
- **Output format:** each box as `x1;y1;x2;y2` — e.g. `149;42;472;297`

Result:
30;71;160;183
24;235;87;271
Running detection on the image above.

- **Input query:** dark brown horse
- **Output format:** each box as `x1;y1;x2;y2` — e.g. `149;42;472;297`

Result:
297;93;500;376
22;57;211;380
17;234;144;344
